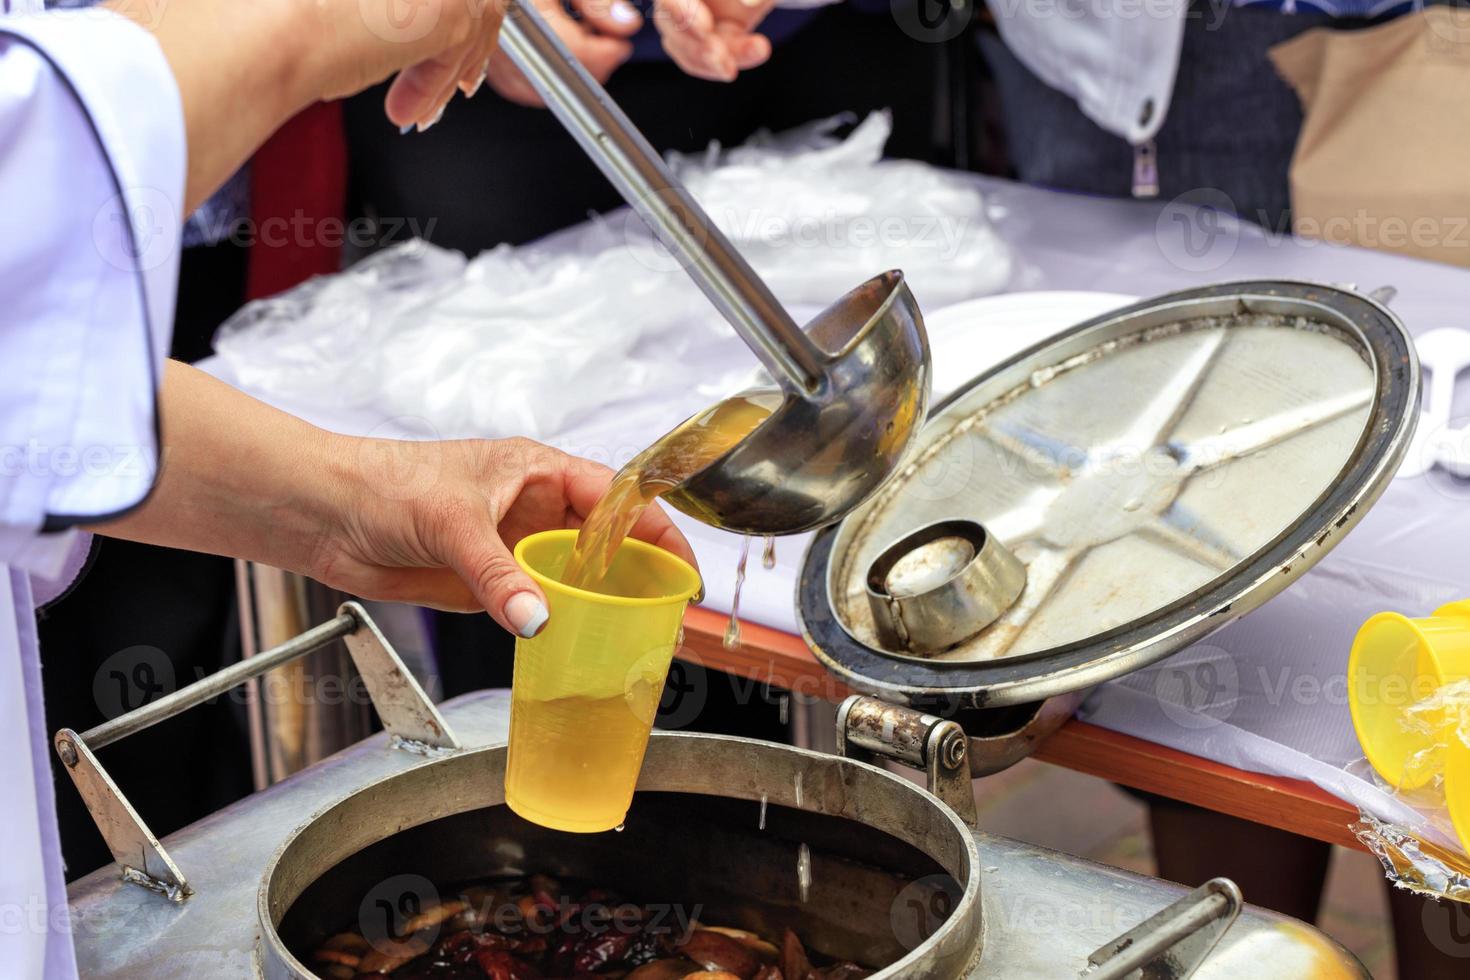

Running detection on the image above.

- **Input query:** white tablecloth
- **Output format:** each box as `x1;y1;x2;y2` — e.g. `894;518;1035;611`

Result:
204;175;1470;842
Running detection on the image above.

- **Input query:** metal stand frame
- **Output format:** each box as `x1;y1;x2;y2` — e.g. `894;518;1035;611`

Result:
53;602;458;901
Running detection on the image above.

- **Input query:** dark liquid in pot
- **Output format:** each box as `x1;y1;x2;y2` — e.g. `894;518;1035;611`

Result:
307;872;873;979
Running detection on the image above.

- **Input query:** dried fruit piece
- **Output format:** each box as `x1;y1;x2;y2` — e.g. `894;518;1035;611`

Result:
678;930;762;978
701;927;779;959
311;948;360;968
625;958;702;980
780;929;815;980
319;933;371;954
356;931;432;973
402;899;468;935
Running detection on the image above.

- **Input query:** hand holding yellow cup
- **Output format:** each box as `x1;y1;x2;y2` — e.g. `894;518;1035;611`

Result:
504;529;701;833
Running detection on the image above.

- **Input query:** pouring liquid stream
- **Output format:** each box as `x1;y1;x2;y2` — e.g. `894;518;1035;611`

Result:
561;391;779;591
511;392;775;832
724;535;752;650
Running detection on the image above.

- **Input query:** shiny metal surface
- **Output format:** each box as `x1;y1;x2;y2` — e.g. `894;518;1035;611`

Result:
865;520;1026;655
498;6;931;536
53;604;457;901
1087;878;1241;980
961;691;1085;777
799;281;1419;707
258;732;983;979
665;271;933;534
237;563;370;790
835;695;979;825
80;613;354;751
65;690;1366;979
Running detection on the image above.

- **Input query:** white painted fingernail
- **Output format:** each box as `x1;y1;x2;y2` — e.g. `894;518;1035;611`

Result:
398;123;413;135
611;0;640;23
416;104;447;133
505;592;549;638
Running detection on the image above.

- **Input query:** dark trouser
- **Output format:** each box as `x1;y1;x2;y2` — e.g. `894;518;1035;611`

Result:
978;0;1343;229
344;3;948;253
40;240;252;880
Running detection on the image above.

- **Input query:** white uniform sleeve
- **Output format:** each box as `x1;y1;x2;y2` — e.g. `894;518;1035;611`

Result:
0;9;184;577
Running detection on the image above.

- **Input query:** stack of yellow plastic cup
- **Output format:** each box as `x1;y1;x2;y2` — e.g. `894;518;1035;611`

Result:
504;529;701;833
1349;600;1470;850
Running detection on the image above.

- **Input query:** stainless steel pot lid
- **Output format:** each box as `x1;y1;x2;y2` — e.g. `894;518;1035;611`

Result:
797;281;1419;707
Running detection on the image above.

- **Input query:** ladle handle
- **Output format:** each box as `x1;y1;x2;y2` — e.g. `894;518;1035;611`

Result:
498;1;827;393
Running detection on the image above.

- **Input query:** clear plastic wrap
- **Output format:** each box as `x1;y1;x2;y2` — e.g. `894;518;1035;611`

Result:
666;111;1013;310
1349;618;1470;903
213;112;1011;440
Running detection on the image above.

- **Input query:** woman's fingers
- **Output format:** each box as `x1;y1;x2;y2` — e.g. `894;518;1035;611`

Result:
655;0;716;36
660;29;737;81
485;3;633;107
450;525;552;638
385;48;468;128
355;565;484;612
577;33;637;82
382;0;507;129
571;0;645;37
654;0;775;81
455;22;497;98
716;20;770;71
419;42;488;128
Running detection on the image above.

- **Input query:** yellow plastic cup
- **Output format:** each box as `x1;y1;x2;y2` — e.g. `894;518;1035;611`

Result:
1448;727;1470;859
503;529;701;833
1349;600;1470;790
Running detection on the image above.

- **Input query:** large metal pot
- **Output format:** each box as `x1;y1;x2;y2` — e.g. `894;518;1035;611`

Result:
61;608;1366;979
260;735;981;979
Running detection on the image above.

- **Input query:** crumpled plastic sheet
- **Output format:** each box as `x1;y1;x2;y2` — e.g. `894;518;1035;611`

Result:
1351;679;1470;904
213;112;1012;441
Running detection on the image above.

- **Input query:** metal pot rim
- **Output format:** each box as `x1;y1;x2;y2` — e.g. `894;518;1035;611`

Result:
255;732;983;979
797;279;1420;707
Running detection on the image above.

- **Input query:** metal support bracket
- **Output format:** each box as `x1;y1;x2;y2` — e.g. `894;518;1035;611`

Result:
1084;877;1243;979
835;694;978;826
53;602;458;900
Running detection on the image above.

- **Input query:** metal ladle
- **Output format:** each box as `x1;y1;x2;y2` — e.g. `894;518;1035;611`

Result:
498;4;932;534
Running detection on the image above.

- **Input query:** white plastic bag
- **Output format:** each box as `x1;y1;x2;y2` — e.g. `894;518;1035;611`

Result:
214;113;1011;440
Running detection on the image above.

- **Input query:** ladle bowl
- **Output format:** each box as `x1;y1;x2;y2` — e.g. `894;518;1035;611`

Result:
663;270;932;535
498;8;932;536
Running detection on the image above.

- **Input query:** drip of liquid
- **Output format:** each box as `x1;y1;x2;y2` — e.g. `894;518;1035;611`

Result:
796;843;812;903
614;823;625;833
761;534;777;570
562;392;778;591
758;793;768;831
724;535;752;650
